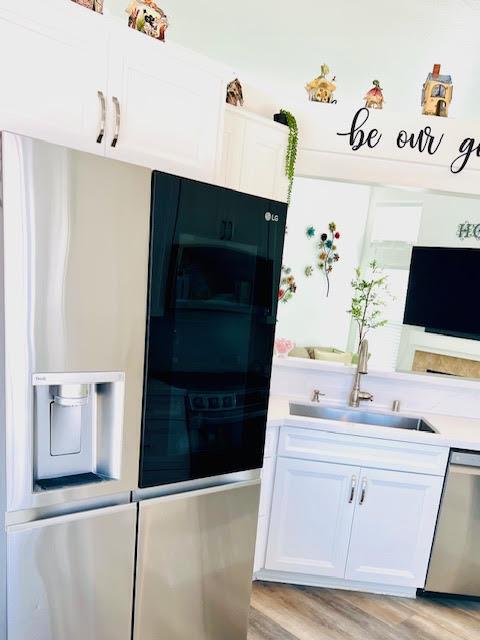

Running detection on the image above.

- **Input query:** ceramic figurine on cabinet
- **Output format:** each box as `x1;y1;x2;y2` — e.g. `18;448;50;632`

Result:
226;78;244;107
126;0;169;42
274;338;295;358
71;0;103;12
421;64;453;117
305;64;337;104
364;80;384;109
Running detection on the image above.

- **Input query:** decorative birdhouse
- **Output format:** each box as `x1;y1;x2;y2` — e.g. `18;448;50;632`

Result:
305;64;337;104
421;64;453;117
126;1;169;42
226;78;244;107
364;80;384;109
71;0;103;12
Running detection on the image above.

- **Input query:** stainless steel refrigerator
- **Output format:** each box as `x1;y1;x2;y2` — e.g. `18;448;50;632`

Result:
0;133;285;639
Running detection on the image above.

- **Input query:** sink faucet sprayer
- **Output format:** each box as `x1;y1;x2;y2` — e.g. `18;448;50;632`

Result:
349;339;374;408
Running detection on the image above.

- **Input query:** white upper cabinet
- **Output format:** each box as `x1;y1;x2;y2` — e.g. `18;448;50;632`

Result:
0;0;229;181
106;26;228;178
265;457;359;578
219;107;289;203
0;0;108;154
345;468;443;588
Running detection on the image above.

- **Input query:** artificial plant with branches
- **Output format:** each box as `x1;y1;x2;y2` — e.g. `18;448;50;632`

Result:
348;260;392;350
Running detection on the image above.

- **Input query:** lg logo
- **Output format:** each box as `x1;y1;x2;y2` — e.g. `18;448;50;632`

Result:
265;212;279;222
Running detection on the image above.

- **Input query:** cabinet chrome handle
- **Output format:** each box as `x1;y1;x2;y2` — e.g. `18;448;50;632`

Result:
96;90;106;144
111;96;121;148
348;475;357;503
359;478;368;505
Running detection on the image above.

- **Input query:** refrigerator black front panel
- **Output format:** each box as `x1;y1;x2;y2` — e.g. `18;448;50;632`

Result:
139;173;287;488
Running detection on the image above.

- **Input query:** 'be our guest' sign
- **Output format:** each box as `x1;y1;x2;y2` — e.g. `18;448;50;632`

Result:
337;108;480;174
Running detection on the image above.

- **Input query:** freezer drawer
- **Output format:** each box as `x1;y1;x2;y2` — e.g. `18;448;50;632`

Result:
133;480;261;640
7;503;137;640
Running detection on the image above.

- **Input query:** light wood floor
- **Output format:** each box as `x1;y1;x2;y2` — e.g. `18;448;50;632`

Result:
248;581;480;640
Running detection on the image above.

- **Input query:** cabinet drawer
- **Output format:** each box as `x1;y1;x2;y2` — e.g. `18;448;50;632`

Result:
279;426;449;476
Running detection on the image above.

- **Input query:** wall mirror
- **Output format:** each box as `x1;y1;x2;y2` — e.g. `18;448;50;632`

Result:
277;176;480;380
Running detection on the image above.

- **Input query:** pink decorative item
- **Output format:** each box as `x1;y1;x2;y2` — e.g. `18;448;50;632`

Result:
274;338;295;358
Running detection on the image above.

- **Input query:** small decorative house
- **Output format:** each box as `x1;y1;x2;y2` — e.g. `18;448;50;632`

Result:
226;78;244;107
421;64;453;117
71;0;103;12
364;80;384;109
126;1;169;42
305;64;337;104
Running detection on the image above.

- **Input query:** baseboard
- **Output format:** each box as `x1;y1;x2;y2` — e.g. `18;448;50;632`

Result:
255;569;417;599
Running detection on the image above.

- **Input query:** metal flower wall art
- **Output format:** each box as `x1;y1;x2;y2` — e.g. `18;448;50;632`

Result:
278;265;297;303
305;222;341;297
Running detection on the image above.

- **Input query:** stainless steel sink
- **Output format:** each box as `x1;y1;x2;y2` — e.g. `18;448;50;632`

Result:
289;403;437;433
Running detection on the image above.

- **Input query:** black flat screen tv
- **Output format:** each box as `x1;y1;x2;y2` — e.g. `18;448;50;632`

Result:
403;246;480;338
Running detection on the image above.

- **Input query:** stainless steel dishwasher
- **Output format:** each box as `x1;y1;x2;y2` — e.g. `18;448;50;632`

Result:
425;450;480;597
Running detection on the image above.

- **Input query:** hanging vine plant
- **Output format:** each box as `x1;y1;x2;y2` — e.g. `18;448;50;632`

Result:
278;109;298;206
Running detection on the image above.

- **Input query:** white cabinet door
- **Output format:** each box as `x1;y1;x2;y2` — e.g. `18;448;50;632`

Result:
218;109;289;202
7;504;137;640
0;0;108;153
265;458;359;577
106;27;227;179
239;120;288;202
217;109;245;191
345;468;443;587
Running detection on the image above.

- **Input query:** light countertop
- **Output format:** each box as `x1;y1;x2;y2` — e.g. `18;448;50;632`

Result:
268;396;480;452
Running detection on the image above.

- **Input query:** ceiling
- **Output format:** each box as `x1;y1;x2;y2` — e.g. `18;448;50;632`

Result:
108;0;480;119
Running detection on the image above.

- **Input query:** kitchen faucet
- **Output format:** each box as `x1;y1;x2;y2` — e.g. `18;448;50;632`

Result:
349;339;374;408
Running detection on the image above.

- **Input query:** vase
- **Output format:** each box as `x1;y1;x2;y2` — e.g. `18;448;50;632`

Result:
273;112;288;126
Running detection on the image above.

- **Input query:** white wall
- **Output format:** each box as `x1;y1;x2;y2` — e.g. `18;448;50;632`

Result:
418;192;480;248
275;178;370;349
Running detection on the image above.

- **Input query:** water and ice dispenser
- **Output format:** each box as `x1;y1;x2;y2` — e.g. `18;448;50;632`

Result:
32;372;125;490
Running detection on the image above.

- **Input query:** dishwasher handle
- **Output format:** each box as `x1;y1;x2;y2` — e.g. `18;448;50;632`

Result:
450;451;480;468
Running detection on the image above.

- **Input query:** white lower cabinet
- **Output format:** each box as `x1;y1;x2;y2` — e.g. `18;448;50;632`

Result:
345;468;443;587
265;458;360;578
264;439;445;590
